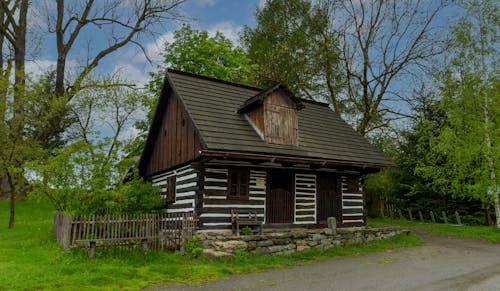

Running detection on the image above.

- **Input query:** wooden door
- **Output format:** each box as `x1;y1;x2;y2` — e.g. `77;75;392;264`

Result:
267;189;294;223
317;173;338;224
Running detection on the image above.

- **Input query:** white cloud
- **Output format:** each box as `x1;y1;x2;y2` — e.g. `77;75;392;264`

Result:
134;31;175;65
207;21;243;45
112;62;149;87
25;59;57;79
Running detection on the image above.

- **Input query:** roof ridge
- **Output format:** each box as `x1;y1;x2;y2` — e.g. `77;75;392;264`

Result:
300;98;330;107
167;68;263;91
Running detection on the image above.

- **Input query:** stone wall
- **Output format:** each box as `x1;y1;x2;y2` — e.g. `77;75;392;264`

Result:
199;227;409;257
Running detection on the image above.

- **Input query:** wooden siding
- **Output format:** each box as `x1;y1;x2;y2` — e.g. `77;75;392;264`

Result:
199;168;267;228
246;105;265;135
145;90;203;177
294;173;317;224
341;175;365;225
264;91;299;145
151;165;199;213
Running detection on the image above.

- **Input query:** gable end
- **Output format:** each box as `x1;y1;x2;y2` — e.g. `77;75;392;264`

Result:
139;75;205;177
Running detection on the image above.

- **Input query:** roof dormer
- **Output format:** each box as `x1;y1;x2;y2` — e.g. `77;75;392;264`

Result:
238;84;304;146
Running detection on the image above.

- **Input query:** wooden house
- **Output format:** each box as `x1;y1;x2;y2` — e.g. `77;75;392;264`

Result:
139;69;393;229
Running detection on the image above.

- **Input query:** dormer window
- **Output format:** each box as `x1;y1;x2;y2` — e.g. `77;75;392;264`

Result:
238;84;304;146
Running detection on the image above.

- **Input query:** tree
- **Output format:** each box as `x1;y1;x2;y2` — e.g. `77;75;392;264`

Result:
0;0;186;226
150;24;257;94
244;0;448;135
29;82;163;215
242;0;343;108
0;76;67;228
330;0;448;135
417;0;499;226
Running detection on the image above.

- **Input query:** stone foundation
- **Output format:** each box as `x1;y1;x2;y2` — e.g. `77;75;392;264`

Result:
198;227;409;257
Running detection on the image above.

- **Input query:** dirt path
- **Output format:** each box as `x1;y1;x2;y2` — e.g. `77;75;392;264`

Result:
152;231;500;291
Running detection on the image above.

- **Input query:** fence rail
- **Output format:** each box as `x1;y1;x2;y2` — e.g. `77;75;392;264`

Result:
54;212;197;255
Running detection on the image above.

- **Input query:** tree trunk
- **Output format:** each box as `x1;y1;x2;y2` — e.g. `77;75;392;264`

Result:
7;174;15;229
484;203;492;226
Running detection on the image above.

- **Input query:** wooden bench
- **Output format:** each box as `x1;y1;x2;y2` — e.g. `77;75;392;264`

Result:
231;209;263;236
73;237;151;258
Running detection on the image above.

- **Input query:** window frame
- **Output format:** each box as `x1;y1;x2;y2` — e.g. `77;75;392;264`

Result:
227;168;250;199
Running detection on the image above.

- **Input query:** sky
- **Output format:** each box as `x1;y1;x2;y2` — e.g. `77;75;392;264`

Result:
26;0;265;87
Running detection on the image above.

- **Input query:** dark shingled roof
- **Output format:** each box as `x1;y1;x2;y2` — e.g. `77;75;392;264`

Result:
237;83;304;113
162;69;393;169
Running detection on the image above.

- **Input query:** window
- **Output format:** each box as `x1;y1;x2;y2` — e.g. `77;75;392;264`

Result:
166;176;176;204
228;169;249;199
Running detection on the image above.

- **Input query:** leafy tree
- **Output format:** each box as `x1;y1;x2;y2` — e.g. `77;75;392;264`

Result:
29;82;164;215
0;75;67;228
242;0;343;106
415;0;499;226
150;24;257;95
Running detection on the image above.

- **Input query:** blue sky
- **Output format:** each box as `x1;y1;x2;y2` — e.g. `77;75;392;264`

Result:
27;0;264;87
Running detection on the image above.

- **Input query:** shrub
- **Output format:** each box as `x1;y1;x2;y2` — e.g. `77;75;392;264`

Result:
183;235;203;258
240;226;254;236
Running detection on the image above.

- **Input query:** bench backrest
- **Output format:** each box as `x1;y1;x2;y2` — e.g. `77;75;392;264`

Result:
231;209;258;222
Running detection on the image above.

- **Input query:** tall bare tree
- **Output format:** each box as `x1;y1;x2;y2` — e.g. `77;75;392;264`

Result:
328;0;448;135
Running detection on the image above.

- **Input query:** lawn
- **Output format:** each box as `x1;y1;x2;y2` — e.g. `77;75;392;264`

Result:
370;218;500;243
1;201;421;290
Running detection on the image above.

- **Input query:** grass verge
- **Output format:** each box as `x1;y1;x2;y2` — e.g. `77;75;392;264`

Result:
370;218;500;243
1;200;421;290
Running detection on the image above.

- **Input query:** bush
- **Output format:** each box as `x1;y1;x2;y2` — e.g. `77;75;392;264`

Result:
240;226;254;236
183;235;203;258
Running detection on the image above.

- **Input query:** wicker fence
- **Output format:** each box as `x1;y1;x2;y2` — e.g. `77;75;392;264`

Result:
54;212;197;254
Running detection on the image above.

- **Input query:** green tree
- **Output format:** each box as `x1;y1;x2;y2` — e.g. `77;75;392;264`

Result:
417;0;499;226
242;0;343;107
29;82;164;215
150;24;257;95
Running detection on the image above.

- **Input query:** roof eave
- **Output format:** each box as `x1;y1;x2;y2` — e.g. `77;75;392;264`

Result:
199;150;394;171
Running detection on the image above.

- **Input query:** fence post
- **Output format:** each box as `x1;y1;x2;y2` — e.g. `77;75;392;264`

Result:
398;209;404;220
408;209;413;221
140;239;148;254
430;211;436;223
389;209;394;220
442;211;448;224
418;211;424;222
455;211;462;225
89;241;96;259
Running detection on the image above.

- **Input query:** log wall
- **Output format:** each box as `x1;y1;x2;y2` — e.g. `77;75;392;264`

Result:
341;175;365;226
294;173;317;224
199;168;267;229
151;165;200;213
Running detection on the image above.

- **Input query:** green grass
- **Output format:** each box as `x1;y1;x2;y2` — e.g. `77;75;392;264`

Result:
1;201;421;290
370;218;500;243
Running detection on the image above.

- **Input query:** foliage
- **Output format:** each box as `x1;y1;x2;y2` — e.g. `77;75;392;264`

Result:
242;0;342;102
0;200;422;290
240;226;254;236
28;83;164;215
413;0;500;225
150;24;257;96
370;218;500;243
182;235;203;258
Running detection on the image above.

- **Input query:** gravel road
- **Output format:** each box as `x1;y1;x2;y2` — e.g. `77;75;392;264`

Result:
151;231;500;291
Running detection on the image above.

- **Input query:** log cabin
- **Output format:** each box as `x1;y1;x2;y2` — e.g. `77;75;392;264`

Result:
139;69;393;230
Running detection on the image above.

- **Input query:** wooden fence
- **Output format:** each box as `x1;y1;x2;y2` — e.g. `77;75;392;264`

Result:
54;212;197;254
